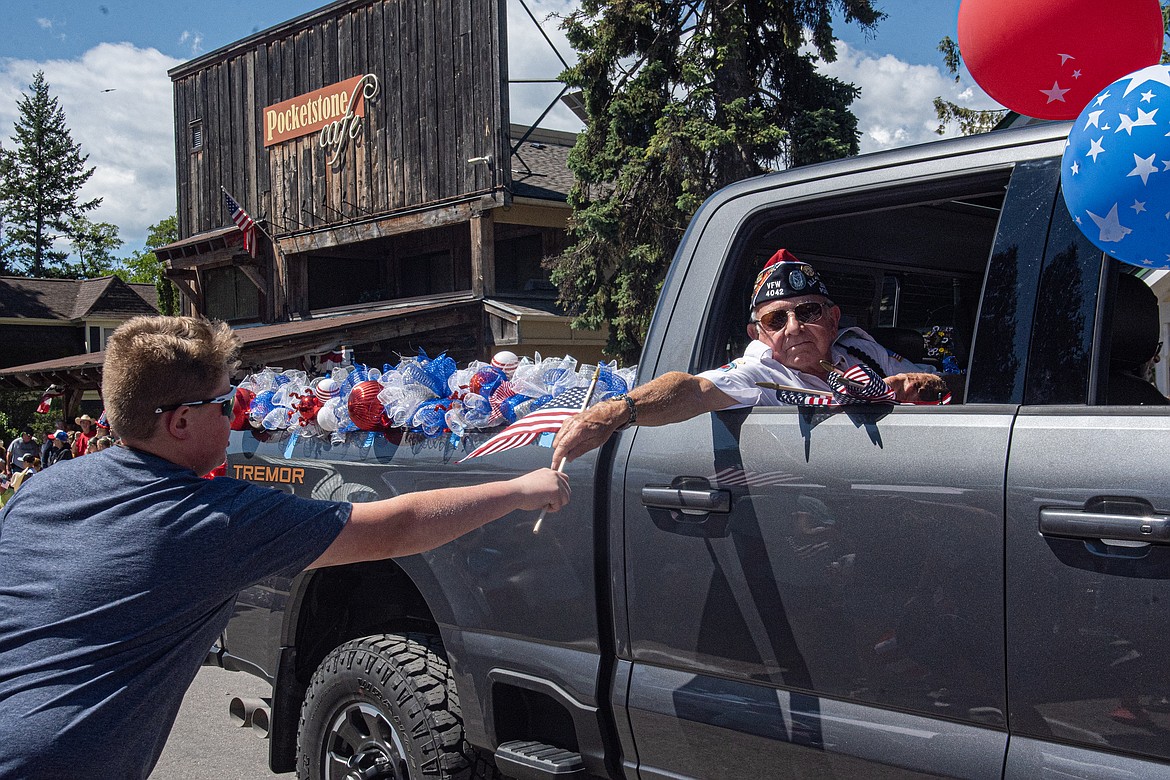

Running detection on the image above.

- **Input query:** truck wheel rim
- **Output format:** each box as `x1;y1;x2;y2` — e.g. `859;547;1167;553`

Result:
323;701;409;780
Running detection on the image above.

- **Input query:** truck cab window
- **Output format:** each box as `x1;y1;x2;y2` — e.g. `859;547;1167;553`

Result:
1026;194;1169;407
1103;271;1167;405
700;171;1009;402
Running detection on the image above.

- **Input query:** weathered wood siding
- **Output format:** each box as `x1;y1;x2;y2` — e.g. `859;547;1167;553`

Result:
171;0;508;241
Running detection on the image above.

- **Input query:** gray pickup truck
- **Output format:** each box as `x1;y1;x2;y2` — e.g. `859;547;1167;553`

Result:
215;121;1170;780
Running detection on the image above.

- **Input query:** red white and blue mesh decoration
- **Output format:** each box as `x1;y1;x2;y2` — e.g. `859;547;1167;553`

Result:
235;348;637;447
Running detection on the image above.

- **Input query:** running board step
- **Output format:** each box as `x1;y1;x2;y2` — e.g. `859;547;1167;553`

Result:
495;740;585;779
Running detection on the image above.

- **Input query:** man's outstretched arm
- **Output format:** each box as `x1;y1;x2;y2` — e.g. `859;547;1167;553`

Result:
551;371;736;466
309;467;571;568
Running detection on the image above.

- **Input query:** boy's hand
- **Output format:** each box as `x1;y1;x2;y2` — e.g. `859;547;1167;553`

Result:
511;468;571;513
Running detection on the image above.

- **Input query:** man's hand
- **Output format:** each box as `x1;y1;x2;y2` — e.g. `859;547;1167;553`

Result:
551;400;627;467
884;372;949;403
510;468;572;513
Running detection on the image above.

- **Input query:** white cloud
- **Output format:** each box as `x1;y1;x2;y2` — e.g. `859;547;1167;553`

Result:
506;0;583;132
816;41;1003;154
6;10;982;267
0;43;181;256
177;31;205;57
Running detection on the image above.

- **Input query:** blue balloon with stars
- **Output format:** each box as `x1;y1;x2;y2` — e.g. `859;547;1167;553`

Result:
1062;64;1170;269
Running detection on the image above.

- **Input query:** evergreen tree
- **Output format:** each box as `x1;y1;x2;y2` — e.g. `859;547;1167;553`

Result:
549;1;882;362
0;166;9;277
116;216;179;315
0;71;101;278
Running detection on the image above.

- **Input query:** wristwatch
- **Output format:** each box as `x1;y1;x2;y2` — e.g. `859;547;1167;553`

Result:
610;393;637;430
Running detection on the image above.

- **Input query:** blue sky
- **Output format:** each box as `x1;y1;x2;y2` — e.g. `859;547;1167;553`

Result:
4;1;963;66
834;1;961;66
0;1;989;257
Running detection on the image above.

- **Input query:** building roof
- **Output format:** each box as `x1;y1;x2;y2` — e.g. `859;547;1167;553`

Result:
153;225;241;263
509;124;576;202
0;276;159;321
0;294;480;390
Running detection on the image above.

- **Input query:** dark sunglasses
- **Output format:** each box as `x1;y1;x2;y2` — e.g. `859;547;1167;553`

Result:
753;302;828;331
154;386;237;417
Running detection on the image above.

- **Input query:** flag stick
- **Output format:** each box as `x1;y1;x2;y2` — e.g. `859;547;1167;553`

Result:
755;381;835;397
534;363;603;534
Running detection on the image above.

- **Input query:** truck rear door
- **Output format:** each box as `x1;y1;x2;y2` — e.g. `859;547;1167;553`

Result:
1003;192;1170;777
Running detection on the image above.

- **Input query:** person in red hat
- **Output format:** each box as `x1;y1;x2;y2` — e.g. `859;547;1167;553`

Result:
553;249;947;466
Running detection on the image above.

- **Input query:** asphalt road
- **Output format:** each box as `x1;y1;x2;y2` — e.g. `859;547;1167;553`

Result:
150;665;280;779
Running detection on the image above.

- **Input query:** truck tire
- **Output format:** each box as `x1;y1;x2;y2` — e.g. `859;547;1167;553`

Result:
297;633;498;780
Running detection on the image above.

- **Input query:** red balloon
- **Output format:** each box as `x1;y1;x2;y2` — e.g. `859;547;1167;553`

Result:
347;380;391;431
958;0;1164;120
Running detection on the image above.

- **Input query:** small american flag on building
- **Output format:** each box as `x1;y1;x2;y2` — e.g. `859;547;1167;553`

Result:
459;387;590;462
224;191;257;257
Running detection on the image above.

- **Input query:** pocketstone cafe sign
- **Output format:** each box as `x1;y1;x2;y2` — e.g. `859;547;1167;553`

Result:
263;73;380;165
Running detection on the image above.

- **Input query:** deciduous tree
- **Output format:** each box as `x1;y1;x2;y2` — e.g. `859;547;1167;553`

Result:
68;217;123;279
116;216;179;315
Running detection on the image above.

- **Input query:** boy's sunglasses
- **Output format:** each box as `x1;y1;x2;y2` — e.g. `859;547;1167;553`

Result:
154;387;237;417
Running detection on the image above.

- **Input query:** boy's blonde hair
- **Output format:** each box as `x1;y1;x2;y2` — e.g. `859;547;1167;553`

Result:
101;316;240;441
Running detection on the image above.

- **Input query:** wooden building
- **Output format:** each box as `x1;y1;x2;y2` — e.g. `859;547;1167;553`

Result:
155;0;604;373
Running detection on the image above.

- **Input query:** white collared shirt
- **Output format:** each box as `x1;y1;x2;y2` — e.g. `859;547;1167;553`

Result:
696;327;936;409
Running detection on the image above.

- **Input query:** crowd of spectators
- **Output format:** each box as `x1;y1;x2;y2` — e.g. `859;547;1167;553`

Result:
1;413;116;506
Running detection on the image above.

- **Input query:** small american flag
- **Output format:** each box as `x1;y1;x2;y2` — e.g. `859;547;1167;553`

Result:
826;364;897;403
484;381;518;427
224;191;257;257
767;363;951;407
770;387;840;406
459;387;590;462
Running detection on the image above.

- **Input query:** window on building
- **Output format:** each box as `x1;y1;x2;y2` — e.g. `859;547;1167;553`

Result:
398;251;454;298
190;120;203;153
86;325;119;353
308;256;388;311
494;234;551;296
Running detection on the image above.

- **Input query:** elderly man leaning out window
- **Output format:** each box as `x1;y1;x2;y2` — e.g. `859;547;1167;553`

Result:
553;249;948;465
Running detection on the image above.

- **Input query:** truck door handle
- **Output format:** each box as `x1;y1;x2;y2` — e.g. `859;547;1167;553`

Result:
641;485;731;515
1039;508;1170;544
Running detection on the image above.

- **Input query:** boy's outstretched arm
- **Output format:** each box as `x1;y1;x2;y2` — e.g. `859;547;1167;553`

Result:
308;467;570;569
